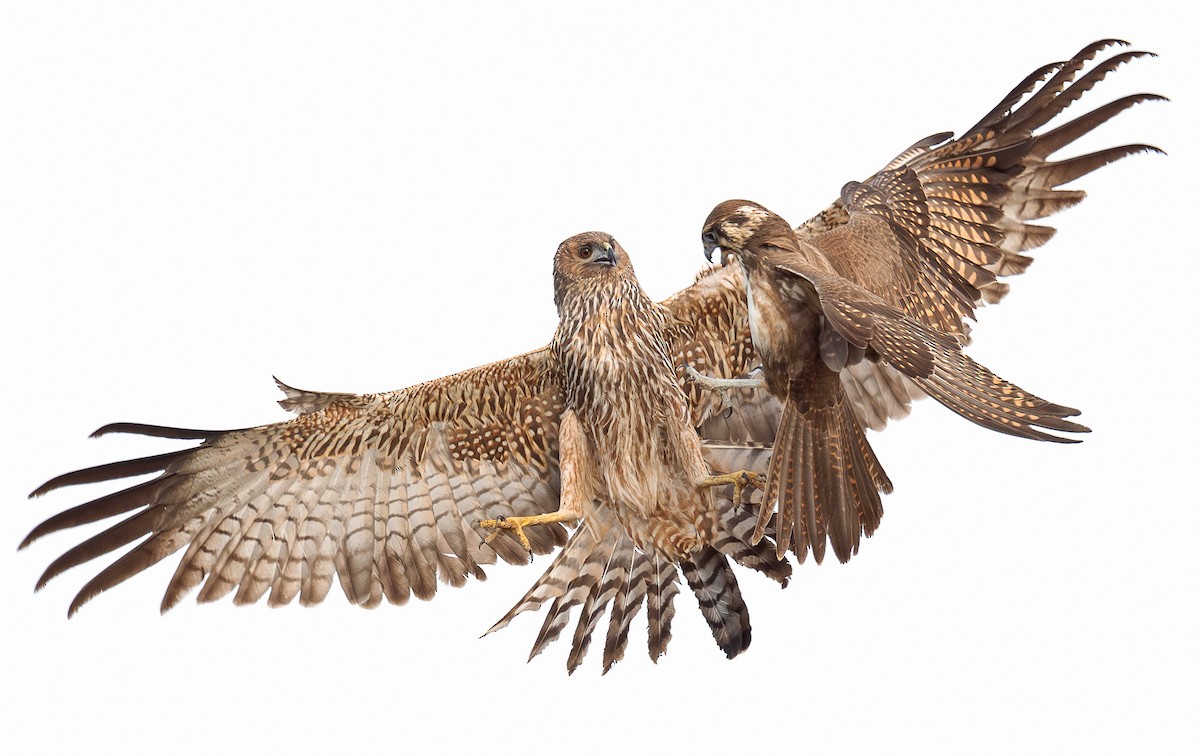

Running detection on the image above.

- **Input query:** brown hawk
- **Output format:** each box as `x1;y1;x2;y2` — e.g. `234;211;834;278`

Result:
700;200;1087;563
21;39;1161;673
695;39;1162;566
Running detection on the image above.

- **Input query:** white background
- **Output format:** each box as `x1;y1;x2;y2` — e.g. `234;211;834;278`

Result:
1;2;1194;754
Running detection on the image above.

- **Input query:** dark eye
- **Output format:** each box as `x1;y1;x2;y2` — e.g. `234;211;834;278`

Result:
577;244;592;259
702;231;718;245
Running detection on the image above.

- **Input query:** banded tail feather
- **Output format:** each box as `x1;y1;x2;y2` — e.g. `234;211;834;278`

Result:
488;500;790;672
755;372;891;564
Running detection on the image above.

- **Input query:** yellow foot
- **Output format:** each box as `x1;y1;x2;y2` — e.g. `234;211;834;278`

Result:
476;512;574;562
700;470;766;506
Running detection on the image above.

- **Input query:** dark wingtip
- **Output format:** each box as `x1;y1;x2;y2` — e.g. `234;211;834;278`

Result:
67;592;91;618
1115;142;1167;160
19;527;42;551
1065;422;1091;440
28;450;184;498
35;563;58;593
1080;39;1131;56
91;422;221;440
29;481;55;499
1039;421;1090;443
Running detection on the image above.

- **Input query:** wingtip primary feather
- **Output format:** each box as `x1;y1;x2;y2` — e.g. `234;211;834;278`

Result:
90;422;223;440
67;588;97;618
28;450;187;499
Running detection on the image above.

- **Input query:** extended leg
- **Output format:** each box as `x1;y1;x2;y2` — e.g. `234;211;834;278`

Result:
477;409;591;561
684;365;765;410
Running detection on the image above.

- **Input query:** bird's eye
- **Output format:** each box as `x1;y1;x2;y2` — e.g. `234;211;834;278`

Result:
702;231;718;245
577;244;592;259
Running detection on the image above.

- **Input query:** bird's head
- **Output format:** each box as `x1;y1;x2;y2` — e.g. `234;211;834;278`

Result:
701;200;786;265
552;231;634;311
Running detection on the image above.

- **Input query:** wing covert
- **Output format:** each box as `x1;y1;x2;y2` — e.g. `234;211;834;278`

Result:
796;39;1164;336
24;349;570;615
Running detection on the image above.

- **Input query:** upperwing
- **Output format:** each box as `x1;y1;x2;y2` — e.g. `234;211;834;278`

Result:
771;256;1089;443
24;349;570;615
796;39;1165;338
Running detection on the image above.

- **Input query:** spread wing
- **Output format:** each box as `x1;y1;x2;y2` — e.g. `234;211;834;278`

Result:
23;350;570;615
772;256;1089;443
796;39;1164;338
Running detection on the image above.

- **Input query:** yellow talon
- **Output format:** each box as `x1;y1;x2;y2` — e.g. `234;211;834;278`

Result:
478;515;534;555
701;470;766;506
477;511;577;562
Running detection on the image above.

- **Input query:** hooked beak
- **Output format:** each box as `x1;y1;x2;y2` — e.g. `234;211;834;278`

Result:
702;231;721;263
598;242;617;266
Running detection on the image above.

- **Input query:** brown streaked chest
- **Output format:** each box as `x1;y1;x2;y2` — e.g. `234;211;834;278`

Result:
551;291;687;433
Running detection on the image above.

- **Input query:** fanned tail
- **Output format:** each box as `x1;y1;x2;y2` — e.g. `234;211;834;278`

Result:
712;497;792;585
755;373;892;565
645;554;678;663
487;496;791;671
486;508;681;674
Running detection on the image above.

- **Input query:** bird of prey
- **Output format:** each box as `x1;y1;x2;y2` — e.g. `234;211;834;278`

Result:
24;231;788;673
695;38;1162;566
699;200;1087;563
21;39;1160;673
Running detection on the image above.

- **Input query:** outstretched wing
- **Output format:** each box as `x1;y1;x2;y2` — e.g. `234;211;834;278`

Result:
796;39;1164;337
24;349;570;615
773;258;1090;443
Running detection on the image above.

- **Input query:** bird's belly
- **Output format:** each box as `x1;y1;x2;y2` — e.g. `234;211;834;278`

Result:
745;271;824;396
746;274;801;365
590;419;715;559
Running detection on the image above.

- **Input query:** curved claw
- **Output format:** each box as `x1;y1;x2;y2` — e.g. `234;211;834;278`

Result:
477;511;576;562
478;515;533;558
683;365;733;410
684;365;765;411
701;470;766;506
